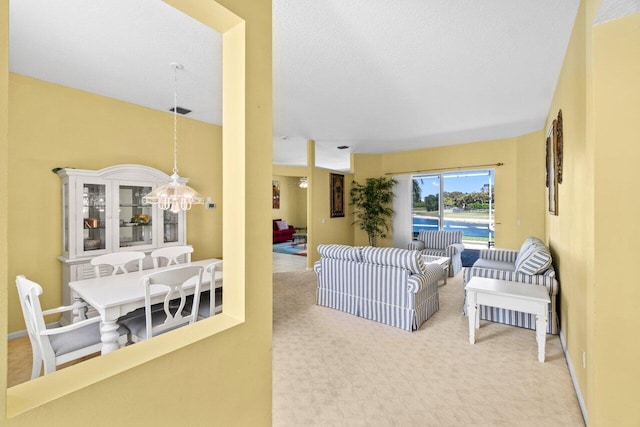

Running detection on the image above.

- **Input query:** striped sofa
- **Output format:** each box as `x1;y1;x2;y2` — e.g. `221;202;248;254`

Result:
463;236;559;334
408;230;465;277
313;244;442;332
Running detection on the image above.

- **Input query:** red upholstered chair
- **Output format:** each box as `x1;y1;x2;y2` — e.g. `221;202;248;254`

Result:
273;219;296;243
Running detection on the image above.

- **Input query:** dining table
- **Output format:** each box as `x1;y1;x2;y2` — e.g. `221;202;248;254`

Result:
68;258;222;354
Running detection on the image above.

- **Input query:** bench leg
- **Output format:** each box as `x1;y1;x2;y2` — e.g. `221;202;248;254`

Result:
536;311;548;362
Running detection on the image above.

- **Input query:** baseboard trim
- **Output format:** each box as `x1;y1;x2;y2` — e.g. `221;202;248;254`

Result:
8;329;27;340
559;330;588;425
8;322;59;341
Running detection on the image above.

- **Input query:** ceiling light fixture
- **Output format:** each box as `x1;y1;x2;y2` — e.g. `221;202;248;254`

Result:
143;63;206;213
299;177;308;188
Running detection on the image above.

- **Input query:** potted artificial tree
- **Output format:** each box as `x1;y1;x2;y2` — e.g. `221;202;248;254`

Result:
350;177;397;247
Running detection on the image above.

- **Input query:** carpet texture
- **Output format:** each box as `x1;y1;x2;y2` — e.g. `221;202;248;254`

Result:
273;270;584;426
272;241;307;256
461;248;481;267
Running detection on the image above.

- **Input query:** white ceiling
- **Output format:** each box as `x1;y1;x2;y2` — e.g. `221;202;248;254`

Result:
9;1;592;171
9;0;222;125
273;0;581;170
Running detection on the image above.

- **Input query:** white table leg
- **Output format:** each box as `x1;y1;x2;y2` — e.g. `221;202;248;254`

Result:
100;321;121;354
467;291;477;344
536;311;548;363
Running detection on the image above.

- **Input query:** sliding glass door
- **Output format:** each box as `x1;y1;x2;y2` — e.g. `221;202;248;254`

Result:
411;174;440;234
412;170;494;245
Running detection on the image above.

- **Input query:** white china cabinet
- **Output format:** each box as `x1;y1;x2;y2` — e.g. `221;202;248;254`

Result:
57;165;190;318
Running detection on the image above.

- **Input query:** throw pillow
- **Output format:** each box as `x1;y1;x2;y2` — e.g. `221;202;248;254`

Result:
276;220;289;231
516;244;552;275
514;236;545;269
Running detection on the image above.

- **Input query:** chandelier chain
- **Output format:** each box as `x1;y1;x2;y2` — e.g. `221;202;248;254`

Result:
142;62;205;213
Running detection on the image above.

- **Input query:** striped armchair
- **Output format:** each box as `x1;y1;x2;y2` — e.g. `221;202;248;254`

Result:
463;237;559;334
313;244;442;331
408;230;465;277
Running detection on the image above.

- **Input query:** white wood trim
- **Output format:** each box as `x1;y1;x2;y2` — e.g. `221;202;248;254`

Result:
392;175;412;249
559;330;588;425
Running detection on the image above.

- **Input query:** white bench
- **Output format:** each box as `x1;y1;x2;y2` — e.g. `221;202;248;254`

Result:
465;277;550;362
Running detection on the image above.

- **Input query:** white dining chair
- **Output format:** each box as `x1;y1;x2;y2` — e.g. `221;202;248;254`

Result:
16;275;128;379
121;265;203;342
150;245;193;268
90;251;145;277
197;261;223;319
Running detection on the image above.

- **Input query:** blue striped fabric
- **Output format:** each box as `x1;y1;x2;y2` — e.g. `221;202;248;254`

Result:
408;263;442;292
412;273;440;329
361;246;425;275
358;264;413;330
407;240;425;251
317;244;363;261
314;246;440;331
478;248;519;263
316;258;360;316
414;231;464;276
417;230;463;250
515;245;552;275
462;265;559;334
473;259;516;271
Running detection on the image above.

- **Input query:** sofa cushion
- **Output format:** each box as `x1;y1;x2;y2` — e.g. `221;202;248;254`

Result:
473;258;516;272
516;244;552;275
275;220;289;231
360;246;425;275
514;237;545;268
317;244;363;262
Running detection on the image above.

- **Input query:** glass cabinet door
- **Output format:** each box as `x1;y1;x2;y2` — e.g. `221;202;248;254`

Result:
118;185;153;248
163;210;180;243
82;183;107;252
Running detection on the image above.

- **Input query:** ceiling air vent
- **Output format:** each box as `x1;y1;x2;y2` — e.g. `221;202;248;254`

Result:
337;145;350;150
170;106;192;115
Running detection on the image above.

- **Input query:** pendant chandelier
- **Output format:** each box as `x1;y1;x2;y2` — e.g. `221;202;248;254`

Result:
143;63;205;213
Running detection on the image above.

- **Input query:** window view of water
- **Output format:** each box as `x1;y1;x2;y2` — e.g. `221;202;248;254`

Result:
412;170;494;243
412;217;491;238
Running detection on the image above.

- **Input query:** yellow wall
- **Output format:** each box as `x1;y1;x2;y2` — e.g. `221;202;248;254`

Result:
308;167;354;262
546;2;640;424
514;131;546;244
544;0;591;421
352;132;546;250
2;0;273;425
272;175;307;227
591;10;640;426
1;0;9;416
6;74;222;332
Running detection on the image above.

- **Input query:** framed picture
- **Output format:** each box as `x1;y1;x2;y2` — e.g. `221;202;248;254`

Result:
546;122;558;215
272;180;280;209
546;109;563;216
556;110;563;184
330;173;345;218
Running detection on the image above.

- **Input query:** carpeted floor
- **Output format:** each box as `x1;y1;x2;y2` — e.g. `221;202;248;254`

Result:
273;270;584;426
273;241;307;256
